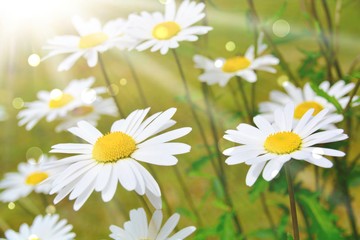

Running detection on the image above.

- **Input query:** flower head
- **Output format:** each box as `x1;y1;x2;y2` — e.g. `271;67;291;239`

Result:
5;214;75;240
45;108;191;210
109;208;196;240
259;80;358;127
194;33;279;86
0;155;56;202
17;77;110;130
127;0;212;55
42;16;135;71
223;104;347;186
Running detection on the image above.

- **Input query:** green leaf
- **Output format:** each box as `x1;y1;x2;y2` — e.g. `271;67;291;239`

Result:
309;82;343;113
186;153;214;177
175;207;196;221
248;178;269;201
216;212;237;240
265;0;288;25
212;178;225;200
296;189;343;240
349;164;360;187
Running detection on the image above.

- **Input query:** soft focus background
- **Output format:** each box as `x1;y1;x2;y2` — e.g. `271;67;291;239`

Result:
0;0;359;239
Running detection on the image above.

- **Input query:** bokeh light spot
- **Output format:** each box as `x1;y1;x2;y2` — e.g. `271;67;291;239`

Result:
225;41;236;52
277;75;289;87
46;205;56;214
272;19;290;38
119;78;127;86
28;54;41;67
12;97;24;109
26;147;43;161
107;84;119;96
81;89;97;104
214;59;225;68
8;202;15;210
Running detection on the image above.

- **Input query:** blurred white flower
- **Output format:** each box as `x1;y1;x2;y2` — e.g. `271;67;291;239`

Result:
109;208;196;240
0;155;57;202
5;214;75;240
194;33;279;86
42;16;136;71
45;108;191;210
259;80;358;127
127;0;212;55
0;105;7;121
223;104;347;186
17;77;107;130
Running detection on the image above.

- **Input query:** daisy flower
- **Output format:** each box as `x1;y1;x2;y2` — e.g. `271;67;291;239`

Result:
45;108;191;211
17;77;105;130
109;208;196;240
42;16;135;71
0;155;56;202
223;103;347;186
193;33;279;86
259;80;358;126
55;97;117;132
126;0;212;55
5;214;75;240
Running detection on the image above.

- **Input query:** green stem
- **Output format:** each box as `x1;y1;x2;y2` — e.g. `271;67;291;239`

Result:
260;193;278;239
202;83;245;237
285;164;300;240
122;53;149;107
236;77;252;123
98;54;125;117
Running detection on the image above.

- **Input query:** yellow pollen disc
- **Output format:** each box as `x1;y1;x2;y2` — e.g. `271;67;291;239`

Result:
294;101;323;119
25;172;48;185
48;93;74;109
264;131;302;154
70;106;94;117
79;32;109;49
92;132;136;162
152;21;181;40
222;56;251;73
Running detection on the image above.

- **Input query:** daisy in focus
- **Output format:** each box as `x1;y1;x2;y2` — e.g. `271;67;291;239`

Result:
0;155;56;202
55;97;117;132
259;80;358;124
42;16;135;71
5;214;75;240
109;208;196;240
126;0;212;55
17;77;109;131
193;33;279;86
223;103;347;186
46;108;191;210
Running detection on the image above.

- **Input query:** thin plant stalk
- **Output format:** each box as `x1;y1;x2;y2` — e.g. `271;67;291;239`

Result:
173;165;204;227
285;163;300;240
260;193;278;239
122;52;149;107
202;83;244;235
98;54;125;117
236;77;252;123
172;49;245;237
247;0;300;87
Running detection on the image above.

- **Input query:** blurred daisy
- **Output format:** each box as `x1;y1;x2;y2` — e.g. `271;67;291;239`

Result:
109;208;196;240
223;103;347;186
55;97;117;132
5;214;75;240
46;108;191;210
127;0;212;55
0;105;8;121
0;155;56;202
17;77;105;130
193;33;279;86
259;80;358;125
43;16;135;71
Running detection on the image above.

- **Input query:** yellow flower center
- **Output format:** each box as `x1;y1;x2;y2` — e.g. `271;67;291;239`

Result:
48;93;74;109
264;131;302;155
79;32;109;49
25;172;49;185
92;132;136;162
294;101;323;119
152;21;181;40
222;56;251;73
70;106;94;117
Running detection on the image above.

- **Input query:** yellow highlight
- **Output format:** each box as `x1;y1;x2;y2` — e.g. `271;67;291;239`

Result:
152;21;181;40
294;101;323;119
222;56;251;73
25;171;48;185
28;234;40;240
79;32;109;49
49;93;74;109
92;132;136;162
8;202;15;210
264;131;302;154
